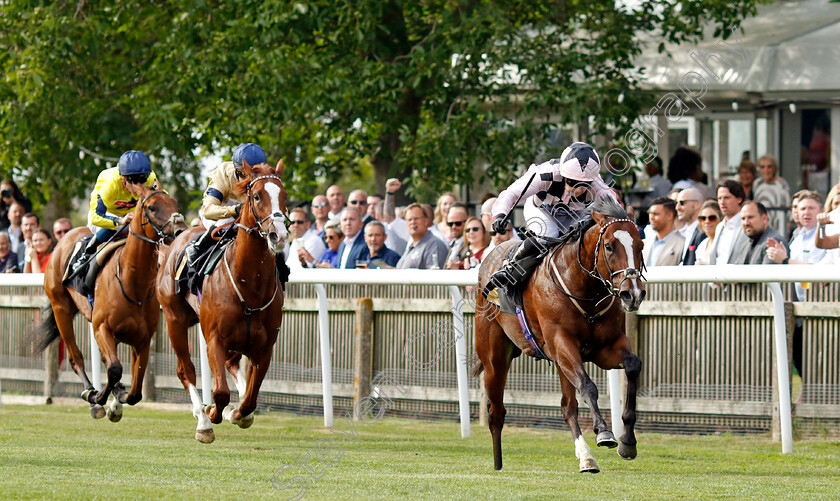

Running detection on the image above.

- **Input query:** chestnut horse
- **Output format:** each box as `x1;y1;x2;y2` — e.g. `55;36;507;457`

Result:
473;197;645;473
157;160;288;443
38;187;186;420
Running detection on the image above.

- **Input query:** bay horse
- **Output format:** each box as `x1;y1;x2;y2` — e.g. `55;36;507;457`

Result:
38;186;187;420
472;197;645;473
156;160;288;443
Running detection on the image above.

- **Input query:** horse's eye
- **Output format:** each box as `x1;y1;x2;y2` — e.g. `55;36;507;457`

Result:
605;243;613;252
254;195;260;202
149;206;157;213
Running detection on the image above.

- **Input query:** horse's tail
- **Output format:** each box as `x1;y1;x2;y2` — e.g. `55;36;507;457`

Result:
470;359;484;378
35;304;66;353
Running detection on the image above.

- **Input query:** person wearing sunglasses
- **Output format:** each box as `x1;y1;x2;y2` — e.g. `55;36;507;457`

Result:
315;221;343;268
285;208;326;269
310;195;331;238
444;203;470;268
693;200;723;265
347;189;375;226
52;218;73;242
456;217;490;269
486;142;618;291
70;150;160;277
675;188;707;265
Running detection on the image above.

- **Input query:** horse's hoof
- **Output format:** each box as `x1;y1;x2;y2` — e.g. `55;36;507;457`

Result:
106;407;123;423
579;458;600;473
195;429;215;444
618;441;637;460
596;430;618;448
126;394;141;406
236;413;254;429
90;404;105;419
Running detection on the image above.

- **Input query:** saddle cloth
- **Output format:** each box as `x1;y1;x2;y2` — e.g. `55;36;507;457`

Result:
174;232;233;296
62;235;126;298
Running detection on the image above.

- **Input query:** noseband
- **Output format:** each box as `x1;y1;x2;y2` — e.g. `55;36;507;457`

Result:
548;216;644;322
586;218;645;296
236;175;290;238
129;190;180;245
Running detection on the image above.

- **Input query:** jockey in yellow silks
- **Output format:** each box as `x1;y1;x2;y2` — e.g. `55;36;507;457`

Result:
71;150;159;275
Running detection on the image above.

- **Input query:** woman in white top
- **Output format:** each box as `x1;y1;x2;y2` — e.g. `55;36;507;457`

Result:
694;201;723;265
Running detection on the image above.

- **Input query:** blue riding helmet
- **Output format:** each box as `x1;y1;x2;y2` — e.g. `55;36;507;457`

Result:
118;150;152;176
232;143;267;169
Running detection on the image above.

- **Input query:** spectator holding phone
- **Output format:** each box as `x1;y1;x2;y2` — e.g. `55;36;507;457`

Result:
0;178;32;231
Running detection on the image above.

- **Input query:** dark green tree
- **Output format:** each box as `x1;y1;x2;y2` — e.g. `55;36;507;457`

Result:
0;0;760;207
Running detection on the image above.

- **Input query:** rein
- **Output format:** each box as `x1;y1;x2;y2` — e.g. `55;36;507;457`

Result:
117;190;171;306
548;217;643;323
115;258;155;306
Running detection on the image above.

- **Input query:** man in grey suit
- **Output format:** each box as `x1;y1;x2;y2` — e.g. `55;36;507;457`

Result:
643;197;686;266
729;201;787;265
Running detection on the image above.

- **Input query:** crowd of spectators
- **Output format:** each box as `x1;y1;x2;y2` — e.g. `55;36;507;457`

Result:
0;180;60;274
283;178;516;271
4;144;840;284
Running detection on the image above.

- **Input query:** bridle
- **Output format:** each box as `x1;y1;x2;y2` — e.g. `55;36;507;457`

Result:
584;218;645;296
548;217;644;322
235;175;290;238
120;189;179;306
128;190;182;245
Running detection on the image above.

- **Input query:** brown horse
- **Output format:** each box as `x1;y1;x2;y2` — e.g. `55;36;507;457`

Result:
157;160;288;443
38;187;186;420
473;197;645;473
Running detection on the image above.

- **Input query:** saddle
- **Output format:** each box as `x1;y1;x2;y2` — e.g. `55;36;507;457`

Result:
485;241;552;316
174;228;236;296
62;235;127;298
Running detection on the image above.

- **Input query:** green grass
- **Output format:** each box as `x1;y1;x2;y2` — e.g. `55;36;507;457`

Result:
1;403;839;500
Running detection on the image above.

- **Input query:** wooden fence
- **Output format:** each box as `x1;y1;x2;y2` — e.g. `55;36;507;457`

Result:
1;281;839;437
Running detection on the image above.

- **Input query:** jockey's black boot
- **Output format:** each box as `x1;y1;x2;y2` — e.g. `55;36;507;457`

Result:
184;227;214;266
70;237;99;276
275;253;291;290
485;236;544;294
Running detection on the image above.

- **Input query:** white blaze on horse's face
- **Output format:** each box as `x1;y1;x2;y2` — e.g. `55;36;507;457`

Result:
613;230;635;270
263;183;289;253
613;229;645;309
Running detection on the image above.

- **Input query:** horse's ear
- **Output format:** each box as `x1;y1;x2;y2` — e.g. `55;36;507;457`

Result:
241;159;253;178
275;159;285;176
591;210;606;226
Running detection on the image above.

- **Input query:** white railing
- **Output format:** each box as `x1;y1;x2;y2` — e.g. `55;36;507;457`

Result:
5;264;840;453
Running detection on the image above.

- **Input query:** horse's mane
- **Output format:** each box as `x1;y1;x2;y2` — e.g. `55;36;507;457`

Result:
233;163;275;197
549;195;629;247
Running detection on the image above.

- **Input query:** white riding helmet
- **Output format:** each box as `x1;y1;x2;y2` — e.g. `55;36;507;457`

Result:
555;142;601;182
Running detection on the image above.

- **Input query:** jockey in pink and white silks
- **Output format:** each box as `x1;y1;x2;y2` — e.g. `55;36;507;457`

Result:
487;142;618;290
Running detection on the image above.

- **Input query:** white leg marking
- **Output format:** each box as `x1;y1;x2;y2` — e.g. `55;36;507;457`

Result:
235;359;247;398
189;383;212;431
222;405;235;423
575;435;592;459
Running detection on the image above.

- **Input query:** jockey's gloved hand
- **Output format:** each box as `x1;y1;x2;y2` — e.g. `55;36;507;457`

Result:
234;203;243;218
492;215;507;235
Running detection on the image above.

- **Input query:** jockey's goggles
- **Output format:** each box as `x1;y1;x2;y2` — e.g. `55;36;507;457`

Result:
124;173;150;185
565;179;591;189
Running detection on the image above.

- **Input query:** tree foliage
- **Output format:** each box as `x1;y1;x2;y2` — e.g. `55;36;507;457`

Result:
0;0;760;205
